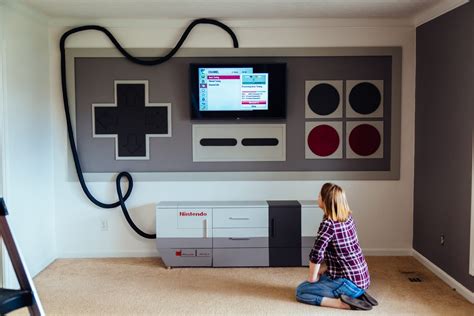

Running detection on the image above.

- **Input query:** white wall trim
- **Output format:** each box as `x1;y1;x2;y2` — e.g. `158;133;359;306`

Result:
49;17;414;29
2;0;49;25
0;2;6;199
25;1;473;29
2;253;55;288
413;250;474;304
0;0;7;203
59;248;411;259
363;248;413;256
470;129;474;276
1;0;56;287
414;0;469;27
30;255;56;278
0;0;8;289
60;250;159;259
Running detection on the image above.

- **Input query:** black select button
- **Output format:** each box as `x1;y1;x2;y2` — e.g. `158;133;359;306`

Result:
241;138;279;146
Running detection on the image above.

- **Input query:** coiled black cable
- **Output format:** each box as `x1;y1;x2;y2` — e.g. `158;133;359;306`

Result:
60;19;239;239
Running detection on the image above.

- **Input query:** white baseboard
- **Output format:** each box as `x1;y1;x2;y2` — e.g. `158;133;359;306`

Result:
413;250;474;304
3;254;56;288
59;250;159;258
59;248;410;258
60;249;414;258
31;255;56;277
363;248;413;256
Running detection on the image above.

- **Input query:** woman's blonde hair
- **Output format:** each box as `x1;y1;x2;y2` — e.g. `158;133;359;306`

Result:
319;183;352;222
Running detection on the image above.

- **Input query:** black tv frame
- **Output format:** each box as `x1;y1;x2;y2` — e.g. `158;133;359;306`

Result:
190;63;287;120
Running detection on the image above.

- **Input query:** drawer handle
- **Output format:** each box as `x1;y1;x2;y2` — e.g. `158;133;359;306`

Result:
229;238;250;241
229;217;250;220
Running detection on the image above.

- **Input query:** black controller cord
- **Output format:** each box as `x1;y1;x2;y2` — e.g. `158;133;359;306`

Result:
60;19;239;239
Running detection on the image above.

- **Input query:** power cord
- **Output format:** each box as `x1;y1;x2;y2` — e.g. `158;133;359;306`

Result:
59;19;239;239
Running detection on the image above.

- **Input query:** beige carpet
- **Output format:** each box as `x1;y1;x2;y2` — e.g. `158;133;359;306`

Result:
12;256;474;315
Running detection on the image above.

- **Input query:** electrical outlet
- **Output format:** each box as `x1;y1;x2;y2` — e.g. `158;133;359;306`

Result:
100;219;108;231
440;234;445;246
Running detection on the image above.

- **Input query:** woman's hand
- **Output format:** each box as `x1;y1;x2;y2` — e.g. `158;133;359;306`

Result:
318;263;328;277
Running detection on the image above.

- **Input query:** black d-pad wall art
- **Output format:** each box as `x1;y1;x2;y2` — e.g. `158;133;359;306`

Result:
92;80;171;159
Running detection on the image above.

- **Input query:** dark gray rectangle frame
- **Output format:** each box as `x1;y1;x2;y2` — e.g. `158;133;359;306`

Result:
66;47;401;181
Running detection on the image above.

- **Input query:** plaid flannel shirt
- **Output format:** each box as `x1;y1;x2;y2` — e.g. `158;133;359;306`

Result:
309;215;370;289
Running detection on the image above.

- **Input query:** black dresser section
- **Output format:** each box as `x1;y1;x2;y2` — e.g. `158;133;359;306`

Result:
268;200;302;267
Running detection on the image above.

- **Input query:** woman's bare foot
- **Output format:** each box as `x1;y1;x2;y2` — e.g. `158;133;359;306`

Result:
340;300;351;310
320;297;351;309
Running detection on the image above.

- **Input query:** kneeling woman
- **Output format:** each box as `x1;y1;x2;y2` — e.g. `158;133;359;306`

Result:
296;183;377;311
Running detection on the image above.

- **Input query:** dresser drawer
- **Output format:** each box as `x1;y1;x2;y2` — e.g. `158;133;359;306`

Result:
157;237;212;249
213;248;269;267
159;248;212;267
213;237;268;248
213;228;268;247
213;208;268;228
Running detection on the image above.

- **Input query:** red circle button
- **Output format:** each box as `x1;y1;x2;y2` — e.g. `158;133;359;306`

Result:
307;125;340;157
349;124;381;156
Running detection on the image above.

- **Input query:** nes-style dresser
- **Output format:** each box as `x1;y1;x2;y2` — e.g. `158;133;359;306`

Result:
156;200;323;267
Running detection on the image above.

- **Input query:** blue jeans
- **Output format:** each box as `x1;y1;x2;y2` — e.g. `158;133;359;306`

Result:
296;273;365;306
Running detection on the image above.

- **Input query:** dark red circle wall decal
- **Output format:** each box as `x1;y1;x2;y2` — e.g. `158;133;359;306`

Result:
307;83;340;116
349;82;381;115
307;125;340;157
349;124;381;156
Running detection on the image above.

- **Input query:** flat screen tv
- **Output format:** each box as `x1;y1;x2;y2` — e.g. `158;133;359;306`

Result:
190;63;286;119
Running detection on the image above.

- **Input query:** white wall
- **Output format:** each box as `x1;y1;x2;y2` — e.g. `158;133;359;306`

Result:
49;18;416;258
0;2;6;287
0;1;56;280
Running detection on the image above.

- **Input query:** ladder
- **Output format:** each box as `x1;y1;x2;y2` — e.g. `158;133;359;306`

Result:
0;198;44;315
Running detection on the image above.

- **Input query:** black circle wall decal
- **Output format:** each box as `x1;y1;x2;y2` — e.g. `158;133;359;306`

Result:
307;83;340;116
349;82;381;115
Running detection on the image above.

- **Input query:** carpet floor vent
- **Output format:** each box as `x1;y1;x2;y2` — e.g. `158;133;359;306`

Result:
399;271;423;282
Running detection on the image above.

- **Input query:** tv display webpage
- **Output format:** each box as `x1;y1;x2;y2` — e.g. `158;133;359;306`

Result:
190;63;286;119
199;67;268;111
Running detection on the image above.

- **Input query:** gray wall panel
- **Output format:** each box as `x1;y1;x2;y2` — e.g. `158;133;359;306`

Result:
414;1;474;291
72;51;398;177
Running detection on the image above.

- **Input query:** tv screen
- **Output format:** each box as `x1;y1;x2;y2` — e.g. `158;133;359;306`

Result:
190;63;286;119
